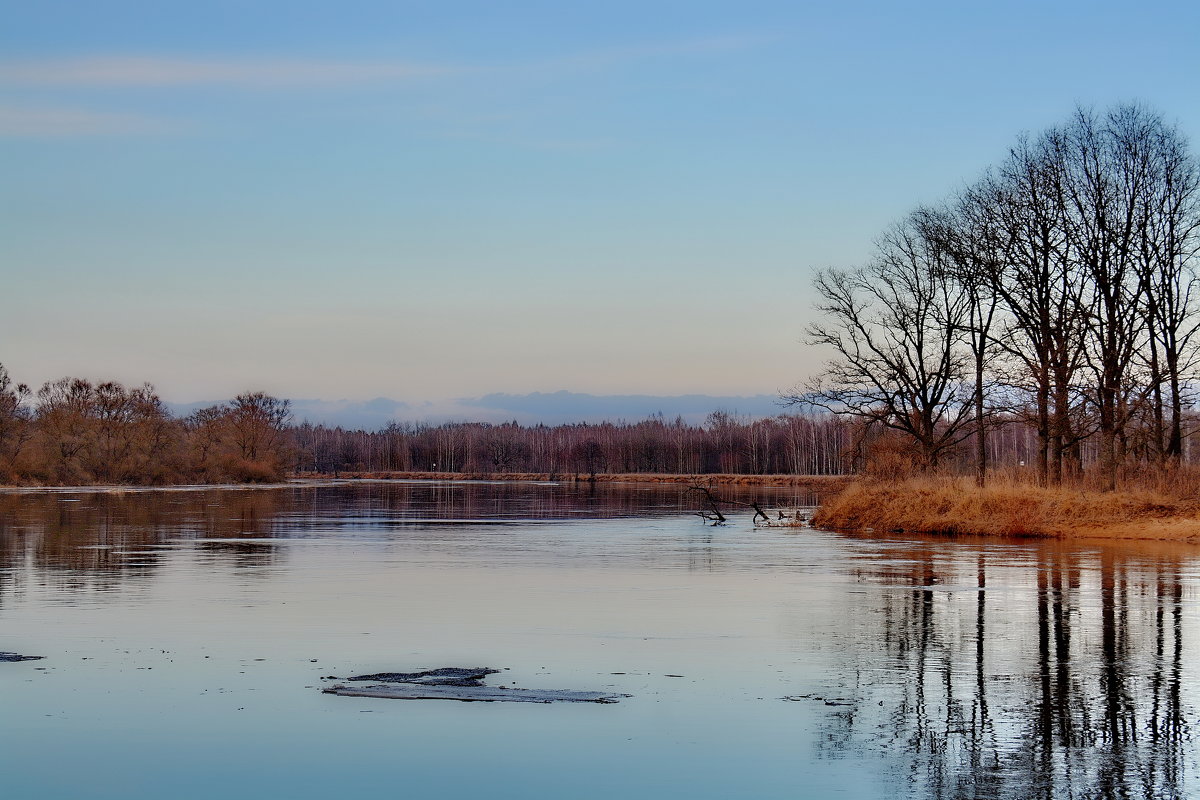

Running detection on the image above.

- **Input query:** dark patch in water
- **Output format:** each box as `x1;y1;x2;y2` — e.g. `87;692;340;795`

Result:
346;666;499;687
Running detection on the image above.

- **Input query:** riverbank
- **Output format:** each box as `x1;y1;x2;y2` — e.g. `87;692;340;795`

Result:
0;472;848;494
301;471;850;491
813;477;1200;542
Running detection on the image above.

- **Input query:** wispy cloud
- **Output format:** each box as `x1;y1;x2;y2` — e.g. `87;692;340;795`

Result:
0;105;176;136
0;35;771;139
0;35;769;90
544;33;778;71
0;56;451;88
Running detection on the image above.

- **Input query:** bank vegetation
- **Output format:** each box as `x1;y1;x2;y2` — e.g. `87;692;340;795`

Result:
0;367;292;485
796;103;1200;539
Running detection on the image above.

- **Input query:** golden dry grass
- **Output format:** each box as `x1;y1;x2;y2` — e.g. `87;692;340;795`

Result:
812;474;1200;543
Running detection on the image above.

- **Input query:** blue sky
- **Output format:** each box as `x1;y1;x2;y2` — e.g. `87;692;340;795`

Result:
3;0;1199;405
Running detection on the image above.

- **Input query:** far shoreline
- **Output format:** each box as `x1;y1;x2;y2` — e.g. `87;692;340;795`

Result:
0;472;848;493
297;470;850;490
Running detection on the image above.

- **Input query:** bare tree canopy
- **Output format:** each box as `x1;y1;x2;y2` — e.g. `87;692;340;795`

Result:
792;102;1200;489
790;214;975;469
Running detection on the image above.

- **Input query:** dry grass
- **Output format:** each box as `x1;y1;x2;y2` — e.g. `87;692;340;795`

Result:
812;473;1200;542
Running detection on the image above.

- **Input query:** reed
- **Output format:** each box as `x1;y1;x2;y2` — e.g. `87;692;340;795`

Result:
812;471;1200;541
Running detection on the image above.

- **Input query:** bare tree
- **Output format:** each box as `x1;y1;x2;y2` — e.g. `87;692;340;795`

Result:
974;131;1090;486
791;215;975;470
915;203;1002;486
0;364;31;478
793;103;1200;489
1126;108;1200;462
35;377;97;482
226;391;292;464
1061;106;1156;489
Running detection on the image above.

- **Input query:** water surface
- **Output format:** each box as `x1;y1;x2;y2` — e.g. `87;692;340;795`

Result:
1;481;1197;799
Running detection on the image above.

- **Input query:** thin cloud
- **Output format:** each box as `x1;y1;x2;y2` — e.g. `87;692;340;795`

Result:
0;35;771;139
0;105;176;136
541;33;779;71
0;35;769;90
0;56;452;88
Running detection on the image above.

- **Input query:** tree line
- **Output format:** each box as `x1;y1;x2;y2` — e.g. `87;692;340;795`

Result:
278;409;1162;479
0;362;860;484
793;103;1200;489
0;364;292;484
4;359;1199;486
292;411;851;477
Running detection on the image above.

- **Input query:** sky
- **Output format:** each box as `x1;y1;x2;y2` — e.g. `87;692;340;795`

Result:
3;0;1200;409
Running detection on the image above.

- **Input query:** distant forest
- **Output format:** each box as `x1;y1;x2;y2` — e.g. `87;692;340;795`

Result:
293;412;1055;478
0;362;859;482
4;360;1181;486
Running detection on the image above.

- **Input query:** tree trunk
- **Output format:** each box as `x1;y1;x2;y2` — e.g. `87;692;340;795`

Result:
1036;367;1051;487
975;347;987;488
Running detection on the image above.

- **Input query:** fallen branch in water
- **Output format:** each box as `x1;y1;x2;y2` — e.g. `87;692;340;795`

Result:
688;486;727;524
687;486;771;524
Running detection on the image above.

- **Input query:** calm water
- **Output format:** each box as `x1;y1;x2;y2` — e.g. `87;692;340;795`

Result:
1;480;1197;799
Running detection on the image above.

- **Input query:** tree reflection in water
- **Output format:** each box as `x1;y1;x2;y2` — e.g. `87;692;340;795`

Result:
813;537;1195;799
6;482;1188;798
0;481;812;603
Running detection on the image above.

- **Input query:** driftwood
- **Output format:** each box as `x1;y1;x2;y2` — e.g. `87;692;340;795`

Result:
324;683;628;703
688;486;728;524
325;665;629;703
687;486;771;523
346;667;497;686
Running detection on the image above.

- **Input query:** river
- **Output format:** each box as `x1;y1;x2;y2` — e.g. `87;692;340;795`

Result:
0;480;1196;799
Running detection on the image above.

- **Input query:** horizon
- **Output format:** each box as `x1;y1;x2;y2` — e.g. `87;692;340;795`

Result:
5;1;1200;402
166;388;796;429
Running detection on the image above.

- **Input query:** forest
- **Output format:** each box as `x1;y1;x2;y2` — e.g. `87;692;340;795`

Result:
5;353;1194;487
289;411;1072;479
0;358;1076;485
0;361;853;484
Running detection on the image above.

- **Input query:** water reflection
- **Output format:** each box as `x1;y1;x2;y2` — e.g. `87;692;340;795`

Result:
0;480;810;591
0;489;288;587
810;536;1196;799
2;482;1198;799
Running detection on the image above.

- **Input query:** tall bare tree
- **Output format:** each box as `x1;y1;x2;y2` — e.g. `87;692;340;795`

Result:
1062;106;1156;489
915;202;1002;486
1126;108;1200;462
792;215;975;470
973;131;1090;486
